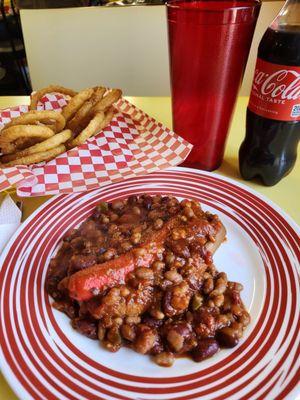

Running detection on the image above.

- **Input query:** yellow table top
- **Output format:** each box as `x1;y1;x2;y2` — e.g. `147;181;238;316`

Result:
0;96;299;399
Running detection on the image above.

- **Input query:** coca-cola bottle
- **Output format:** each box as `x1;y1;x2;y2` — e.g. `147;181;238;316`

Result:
239;0;300;186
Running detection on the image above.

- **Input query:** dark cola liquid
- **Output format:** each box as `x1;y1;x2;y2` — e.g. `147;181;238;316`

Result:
239;27;300;186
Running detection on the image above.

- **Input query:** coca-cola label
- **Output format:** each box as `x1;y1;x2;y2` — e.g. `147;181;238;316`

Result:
248;58;300;121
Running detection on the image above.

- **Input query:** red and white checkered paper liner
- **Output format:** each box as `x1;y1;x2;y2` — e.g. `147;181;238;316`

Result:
0;94;192;196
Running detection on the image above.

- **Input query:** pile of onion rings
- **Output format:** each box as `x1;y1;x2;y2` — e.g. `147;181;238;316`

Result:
0;85;122;167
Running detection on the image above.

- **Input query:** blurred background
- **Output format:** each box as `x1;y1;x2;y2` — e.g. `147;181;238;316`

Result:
0;0;284;96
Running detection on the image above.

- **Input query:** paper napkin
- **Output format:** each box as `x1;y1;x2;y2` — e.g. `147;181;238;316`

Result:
0;195;22;254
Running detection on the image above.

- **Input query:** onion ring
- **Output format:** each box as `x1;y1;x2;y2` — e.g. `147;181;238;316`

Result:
66;87;106;134
0;144;66;167
67;112;105;148
30;85;78;110
1;129;72;163
92;89;122;113
4;137;42;155
68;107;115;149
62;88;94;122
3;110;66;133
0;125;55;154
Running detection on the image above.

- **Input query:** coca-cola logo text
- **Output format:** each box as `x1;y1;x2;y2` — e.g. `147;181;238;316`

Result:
249;59;300;121
252;69;300;101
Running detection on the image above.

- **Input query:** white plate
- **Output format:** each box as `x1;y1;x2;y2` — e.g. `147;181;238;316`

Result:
0;167;299;400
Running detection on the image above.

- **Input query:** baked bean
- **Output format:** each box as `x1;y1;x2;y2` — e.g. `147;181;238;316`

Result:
228;281;244;291
231;304;243;317
210;284;227;297
194;307;217;338
113;317;123;326
218;272;228;282
154;218;164;230
148;210;159;219
97;324;106;341
121;324;136;341
132;206;141;215
239;311;251;327
97;201;108;212
168;197;179;207
210;294;224;307
166;322;192;353
132;225;142;234
217;330;238;347
107;326;122;345
109;213;119;222
192;293;203;311
150;309;165;320
169;206;178;215
131;231;141;244
181;199;192;208
217;322;243;348
101;215;110;224
222;295;232;312
152;261;165;273
183;207;195;219
233;322;244;338
207;299;215;308
153;352;175;367
135;267;154;281
203;278;214;294
153;195;162;203
203;272;212;280
192;339;219;362
172;228;187;241
120;286;130;297
111;200;125;211
150;337;164;355
163;282;191;317
216;314;231;329
101;314;115;328
164;270;183;284
125;316;141;325
206;264;217;277
107;224;118;235
103;340;121;352
231;290;243;305
134;325;157;354
165;252;175;265
166;330;184;353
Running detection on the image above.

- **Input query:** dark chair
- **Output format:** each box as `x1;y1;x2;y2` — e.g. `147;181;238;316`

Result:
0;0;31;94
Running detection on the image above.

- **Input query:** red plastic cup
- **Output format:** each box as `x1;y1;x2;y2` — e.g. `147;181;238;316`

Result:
166;0;261;171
